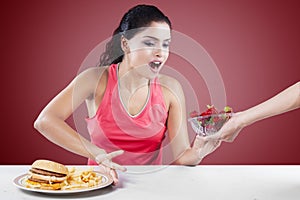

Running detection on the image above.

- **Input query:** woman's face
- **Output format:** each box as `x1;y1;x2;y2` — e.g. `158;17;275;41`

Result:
124;21;171;79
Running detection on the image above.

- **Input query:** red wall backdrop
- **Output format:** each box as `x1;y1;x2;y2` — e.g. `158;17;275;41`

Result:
1;0;299;165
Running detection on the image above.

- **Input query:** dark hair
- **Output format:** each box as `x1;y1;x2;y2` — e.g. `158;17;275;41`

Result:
99;4;172;66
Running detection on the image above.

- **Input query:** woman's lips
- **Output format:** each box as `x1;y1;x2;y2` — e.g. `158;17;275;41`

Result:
149;61;162;73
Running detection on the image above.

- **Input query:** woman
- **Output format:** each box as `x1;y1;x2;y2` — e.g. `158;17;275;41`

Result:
34;4;219;184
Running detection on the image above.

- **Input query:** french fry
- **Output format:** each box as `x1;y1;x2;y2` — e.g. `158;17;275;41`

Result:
60;167;104;190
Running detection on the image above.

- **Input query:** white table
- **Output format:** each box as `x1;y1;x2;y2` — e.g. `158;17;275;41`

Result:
1;165;300;200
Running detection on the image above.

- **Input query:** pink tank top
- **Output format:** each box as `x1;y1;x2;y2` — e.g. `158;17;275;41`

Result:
86;64;168;165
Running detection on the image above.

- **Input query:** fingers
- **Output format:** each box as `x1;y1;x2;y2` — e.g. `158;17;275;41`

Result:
193;134;221;149
96;150;124;163
95;150;123;164
107;150;124;159
95;150;127;172
98;164;119;185
196;134;222;159
102;159;127;172
212;139;222;149
202;134;221;145
109;168;119;185
205;132;221;141
192;135;205;149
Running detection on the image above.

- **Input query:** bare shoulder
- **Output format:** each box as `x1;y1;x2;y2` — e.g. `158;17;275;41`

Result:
71;66;108;87
158;74;185;108
158;74;184;94
74;66;108;83
70;66;109;98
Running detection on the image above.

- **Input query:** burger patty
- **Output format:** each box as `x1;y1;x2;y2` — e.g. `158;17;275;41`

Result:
28;177;50;183
30;168;67;177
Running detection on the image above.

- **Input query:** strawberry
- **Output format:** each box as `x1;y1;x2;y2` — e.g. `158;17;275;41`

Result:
213;116;220;123
200;105;218;116
189;110;199;118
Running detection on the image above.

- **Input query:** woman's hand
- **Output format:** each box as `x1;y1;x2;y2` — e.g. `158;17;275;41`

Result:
189;112;247;163
95;150;126;185
96;164;120;185
212;112;245;143
192;135;222;161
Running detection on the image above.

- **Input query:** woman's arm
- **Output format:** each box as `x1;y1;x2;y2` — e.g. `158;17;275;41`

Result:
34;67;125;171
218;81;300;142
161;76;220;165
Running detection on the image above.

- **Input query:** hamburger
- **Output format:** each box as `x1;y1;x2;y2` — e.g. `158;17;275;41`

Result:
25;159;69;190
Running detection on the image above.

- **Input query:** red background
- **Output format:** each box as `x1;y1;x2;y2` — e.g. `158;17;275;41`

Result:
1;0;299;165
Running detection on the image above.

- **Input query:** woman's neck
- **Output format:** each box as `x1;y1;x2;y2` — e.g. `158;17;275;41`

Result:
118;61;149;93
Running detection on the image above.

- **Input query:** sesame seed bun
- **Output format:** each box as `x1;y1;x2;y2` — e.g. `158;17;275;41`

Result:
31;159;68;175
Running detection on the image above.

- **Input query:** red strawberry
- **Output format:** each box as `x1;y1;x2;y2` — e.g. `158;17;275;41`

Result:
200;105;218;116
189;110;199;118
213;117;219;123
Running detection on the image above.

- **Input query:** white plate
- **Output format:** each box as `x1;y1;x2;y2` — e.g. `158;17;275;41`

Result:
13;172;113;194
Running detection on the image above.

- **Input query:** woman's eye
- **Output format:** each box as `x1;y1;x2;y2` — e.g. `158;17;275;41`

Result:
143;41;155;47
163;43;170;48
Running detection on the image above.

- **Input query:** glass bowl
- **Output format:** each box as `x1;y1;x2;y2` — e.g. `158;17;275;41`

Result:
188;113;233;136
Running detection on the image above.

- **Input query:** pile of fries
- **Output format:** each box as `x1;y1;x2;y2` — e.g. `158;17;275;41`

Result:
61;167;104;190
